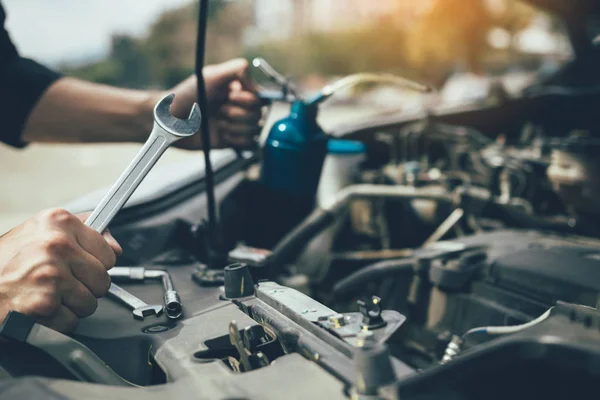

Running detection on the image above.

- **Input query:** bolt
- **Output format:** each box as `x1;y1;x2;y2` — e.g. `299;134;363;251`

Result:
355;330;375;347
327;313;346;328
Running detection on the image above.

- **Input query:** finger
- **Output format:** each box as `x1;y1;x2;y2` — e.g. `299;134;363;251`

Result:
74;213;123;256
38;305;79;333
103;230;123;256
75;212;91;223
229;89;262;108
230;80;243;92
224;58;255;90
219;104;262;124
61;277;98;317
73;223;118;269
68;246;112;297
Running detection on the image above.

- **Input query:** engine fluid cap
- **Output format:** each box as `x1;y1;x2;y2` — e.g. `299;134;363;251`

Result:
327;139;366;155
224;263;255;299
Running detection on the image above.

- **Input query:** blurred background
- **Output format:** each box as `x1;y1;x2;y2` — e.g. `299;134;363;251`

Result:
0;0;571;233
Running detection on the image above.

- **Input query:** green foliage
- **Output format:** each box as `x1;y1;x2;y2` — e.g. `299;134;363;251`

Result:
244;21;427;86
62;60;120;85
62;0;246;89
64;0;544;90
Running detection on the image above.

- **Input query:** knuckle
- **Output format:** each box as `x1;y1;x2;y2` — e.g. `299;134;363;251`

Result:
41;208;76;226
29;294;60;317
43;233;74;255
31;264;63;286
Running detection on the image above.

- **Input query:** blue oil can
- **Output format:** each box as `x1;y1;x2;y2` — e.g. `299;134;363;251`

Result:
260;101;328;198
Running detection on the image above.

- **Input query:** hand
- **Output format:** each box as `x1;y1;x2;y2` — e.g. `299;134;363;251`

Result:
169;58;261;149
168;58;262;150
0;209;122;333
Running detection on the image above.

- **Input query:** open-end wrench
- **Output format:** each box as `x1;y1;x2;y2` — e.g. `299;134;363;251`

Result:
85;93;201;233
109;267;183;319
108;283;163;320
83;93;200;318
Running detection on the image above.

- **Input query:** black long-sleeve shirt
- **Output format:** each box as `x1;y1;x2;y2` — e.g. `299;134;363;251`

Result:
0;2;62;148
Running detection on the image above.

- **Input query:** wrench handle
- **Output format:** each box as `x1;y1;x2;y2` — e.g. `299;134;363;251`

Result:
108;283;148;310
85;125;179;233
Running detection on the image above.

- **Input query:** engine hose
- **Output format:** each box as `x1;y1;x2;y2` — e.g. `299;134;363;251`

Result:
332;258;415;297
266;184;455;270
269;208;337;268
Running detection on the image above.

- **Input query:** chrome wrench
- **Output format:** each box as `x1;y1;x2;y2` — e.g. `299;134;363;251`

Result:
84;93;200;318
109;267;183;319
108;283;163;319
85;93;201;232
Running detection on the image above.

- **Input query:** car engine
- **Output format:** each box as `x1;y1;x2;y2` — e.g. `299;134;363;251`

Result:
2;1;600;399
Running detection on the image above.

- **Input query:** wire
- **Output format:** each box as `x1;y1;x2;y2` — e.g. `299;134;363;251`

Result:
442;307;554;364
462;307;554;338
195;0;221;265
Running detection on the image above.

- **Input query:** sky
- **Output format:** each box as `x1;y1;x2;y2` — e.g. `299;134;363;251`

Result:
3;0;193;67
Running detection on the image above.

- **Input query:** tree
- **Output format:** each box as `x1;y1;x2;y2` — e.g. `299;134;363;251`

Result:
407;0;493;75
64;0;253;89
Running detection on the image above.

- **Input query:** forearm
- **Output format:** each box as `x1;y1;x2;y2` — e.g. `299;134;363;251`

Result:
22;77;164;144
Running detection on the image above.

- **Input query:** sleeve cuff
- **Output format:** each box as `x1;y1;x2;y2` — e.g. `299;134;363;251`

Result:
0;57;62;148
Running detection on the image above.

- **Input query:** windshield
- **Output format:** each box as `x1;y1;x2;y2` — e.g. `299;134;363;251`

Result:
0;0;572;234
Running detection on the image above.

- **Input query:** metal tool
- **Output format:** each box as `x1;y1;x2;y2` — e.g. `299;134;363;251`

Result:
107;283;163;320
82;93;199;319
85;93;201;232
229;321;252;371
109;267;183;319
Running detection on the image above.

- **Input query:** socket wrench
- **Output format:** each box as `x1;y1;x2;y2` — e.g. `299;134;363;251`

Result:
109;267;183;319
84;93;200;318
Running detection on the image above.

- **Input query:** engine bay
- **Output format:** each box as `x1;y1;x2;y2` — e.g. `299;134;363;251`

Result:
2;77;600;399
3;1;600;398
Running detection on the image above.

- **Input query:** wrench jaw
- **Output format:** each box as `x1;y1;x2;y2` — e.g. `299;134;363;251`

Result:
153;93;202;138
133;305;164;320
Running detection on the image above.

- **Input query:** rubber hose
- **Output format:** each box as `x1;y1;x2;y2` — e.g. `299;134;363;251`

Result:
333;258;415;297
269;208;336;268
